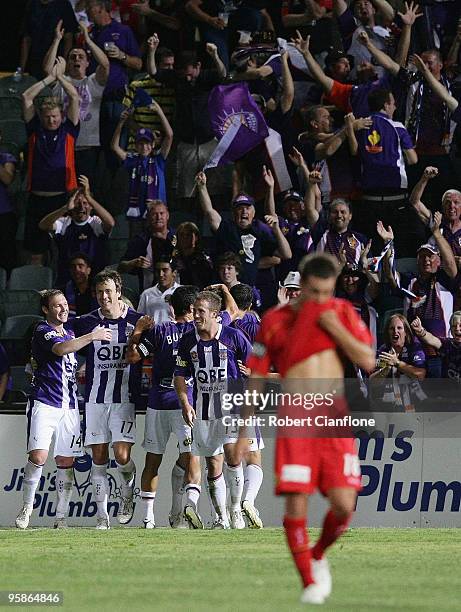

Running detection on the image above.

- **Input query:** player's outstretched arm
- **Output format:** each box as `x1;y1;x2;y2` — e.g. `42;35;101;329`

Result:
52;326;112;357
318;311;375;372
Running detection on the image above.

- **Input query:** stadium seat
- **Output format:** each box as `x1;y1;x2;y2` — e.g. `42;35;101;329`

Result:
1;314;43;337
0;95;23;120
108;239;129;265
0;289;42;321
121;273;140;297
396;258;418;276
0;267;6;290
8;265;53;291
9;365;32;394
111;215;130;239
0;119;27;152
0;314;42;365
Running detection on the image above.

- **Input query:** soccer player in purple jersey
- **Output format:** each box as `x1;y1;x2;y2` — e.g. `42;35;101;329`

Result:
174;291;252;529
15;290;110;529
126;286;201;528
228;283;264;528
73;270;142;529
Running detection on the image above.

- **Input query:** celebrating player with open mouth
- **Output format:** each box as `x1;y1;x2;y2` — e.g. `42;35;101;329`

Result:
15;290;111;529
73;270;143;529
244;254;375;604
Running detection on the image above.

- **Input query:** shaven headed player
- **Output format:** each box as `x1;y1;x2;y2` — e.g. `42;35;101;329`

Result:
15;290;111;529
73;270;142;529
229;283;264;528
126;286;201;528
244;254;375;605
174;291;252;529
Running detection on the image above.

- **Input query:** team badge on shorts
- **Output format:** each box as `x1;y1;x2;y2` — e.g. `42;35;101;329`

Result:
183;437;192;447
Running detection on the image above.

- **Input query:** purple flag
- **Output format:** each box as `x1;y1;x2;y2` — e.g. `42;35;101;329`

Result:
204;83;269;169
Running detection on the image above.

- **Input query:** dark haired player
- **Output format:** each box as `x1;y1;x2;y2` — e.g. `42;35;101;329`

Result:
245;253;374;604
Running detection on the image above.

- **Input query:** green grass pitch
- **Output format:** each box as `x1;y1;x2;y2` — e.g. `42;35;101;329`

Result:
1;528;460;611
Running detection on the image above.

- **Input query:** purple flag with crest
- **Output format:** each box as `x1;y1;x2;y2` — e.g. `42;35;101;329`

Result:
204;83;269;169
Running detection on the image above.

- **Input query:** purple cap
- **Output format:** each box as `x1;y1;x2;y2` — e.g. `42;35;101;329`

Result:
417;243;440;256
233;193;255;207
135;128;154;144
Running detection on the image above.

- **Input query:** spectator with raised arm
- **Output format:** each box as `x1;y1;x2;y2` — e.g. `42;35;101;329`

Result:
111;98;173;220
281;0;334;56
122;35;176;150
386;212;457;377
404;52;461;208
43;19;109;186
151;45;227;216
38;175;114;285
333;0;395;80
195;171;292;288
85;0;142;170
20;0;79;79
131;0;183;51
22;57;80;265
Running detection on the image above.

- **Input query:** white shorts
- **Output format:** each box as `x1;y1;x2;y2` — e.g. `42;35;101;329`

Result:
191;420;265;457
143;408;192;454
84;402;136;446
27;399;83;458
222;422;265;452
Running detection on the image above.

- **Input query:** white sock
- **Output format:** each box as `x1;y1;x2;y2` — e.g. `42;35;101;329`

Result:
116;459;136;498
55;467;73;519
208;474;227;520
141;490;156;523
170;463;185;517
184;484;201;509
92;462;109;519
243;464;263;505
23;460;43;507
226;463;244;511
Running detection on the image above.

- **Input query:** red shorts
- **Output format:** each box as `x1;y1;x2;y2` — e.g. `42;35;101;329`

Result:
275;436;362;496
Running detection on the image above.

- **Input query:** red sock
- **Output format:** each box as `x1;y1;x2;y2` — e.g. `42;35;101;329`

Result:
283;516;314;587
311;510;352;561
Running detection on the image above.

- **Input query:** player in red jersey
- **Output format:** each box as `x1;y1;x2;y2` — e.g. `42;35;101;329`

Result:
244;253;375;605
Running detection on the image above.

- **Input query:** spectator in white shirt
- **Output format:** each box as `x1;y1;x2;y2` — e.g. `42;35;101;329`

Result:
137;258;181;322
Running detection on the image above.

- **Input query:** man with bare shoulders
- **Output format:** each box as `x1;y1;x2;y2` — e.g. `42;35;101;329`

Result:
245;253;374;605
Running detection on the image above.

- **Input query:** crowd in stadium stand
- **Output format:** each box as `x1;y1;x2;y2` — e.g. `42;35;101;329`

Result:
1;0;461;408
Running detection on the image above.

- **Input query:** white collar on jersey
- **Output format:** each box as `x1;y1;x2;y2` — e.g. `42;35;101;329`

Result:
195;323;222;343
97;301;128;321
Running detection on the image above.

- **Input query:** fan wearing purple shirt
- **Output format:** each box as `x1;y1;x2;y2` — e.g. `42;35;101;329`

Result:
412;312;461;384
86;0;142;169
174;290;252;529
22;56;80;265
15;289;111;530
125;285;200;529
72;269;143;529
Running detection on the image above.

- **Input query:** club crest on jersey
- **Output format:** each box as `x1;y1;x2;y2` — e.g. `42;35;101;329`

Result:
219;349;227;360
190;351;198;362
125;323;135;339
347;235;358;249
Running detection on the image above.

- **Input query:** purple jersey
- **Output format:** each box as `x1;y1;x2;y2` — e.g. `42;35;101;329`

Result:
230;312;261;344
357;112;414;191
311;217;366;265
30;322;78;409
439;338;461;383
73;307;142;404
175;324;251;420
145;320;194;410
